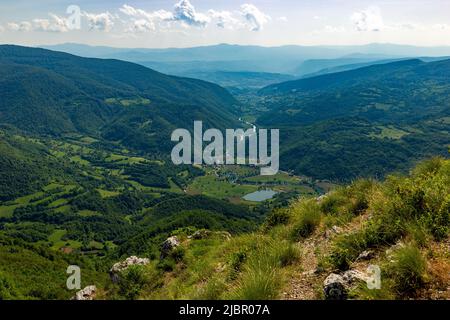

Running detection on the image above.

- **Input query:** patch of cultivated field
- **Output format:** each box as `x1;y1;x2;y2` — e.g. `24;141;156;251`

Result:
48;229;82;251
187;175;259;199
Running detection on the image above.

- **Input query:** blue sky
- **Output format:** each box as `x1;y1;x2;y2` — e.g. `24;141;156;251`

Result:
1;0;450;48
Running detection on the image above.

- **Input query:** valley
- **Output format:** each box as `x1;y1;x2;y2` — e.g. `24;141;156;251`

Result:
0;45;448;301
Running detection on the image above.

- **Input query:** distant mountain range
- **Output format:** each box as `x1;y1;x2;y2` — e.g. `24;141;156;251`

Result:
38;43;450;88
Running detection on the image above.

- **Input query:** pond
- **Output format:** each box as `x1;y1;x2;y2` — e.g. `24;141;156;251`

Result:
243;189;277;202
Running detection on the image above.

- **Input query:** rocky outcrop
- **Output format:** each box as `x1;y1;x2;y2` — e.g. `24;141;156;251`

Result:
188;230;232;241
189;230;211;240
323;270;369;300
110;256;150;283
160;236;180;259
342;270;369;284
72;285;97;300
323;274;347;300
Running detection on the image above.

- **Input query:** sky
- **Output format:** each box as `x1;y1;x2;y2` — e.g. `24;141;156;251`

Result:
1;0;450;48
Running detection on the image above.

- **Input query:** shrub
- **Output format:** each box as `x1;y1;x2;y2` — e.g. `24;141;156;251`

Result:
422;195;449;240
320;192;347;215
329;231;367;270
345;179;374;215
231;266;281;300
231;248;282;300
118;265;148;300
0;272;20;300
405;222;429;247
228;251;247;280
263;209;291;230
276;242;301;267
157;258;176;272
195;278;226;300
412;157;444;177
290;201;321;241
388;245;426;296
169;246;186;263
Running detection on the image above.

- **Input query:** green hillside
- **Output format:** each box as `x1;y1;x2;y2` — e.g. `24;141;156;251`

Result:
85;158;449;300
0;45;239;153
254;59;450;181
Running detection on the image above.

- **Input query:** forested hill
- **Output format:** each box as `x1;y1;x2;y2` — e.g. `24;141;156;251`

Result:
0;45;239;151
258;58;450;125
250;59;450;181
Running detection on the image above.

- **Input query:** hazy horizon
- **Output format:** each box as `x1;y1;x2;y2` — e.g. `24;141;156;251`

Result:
2;0;450;48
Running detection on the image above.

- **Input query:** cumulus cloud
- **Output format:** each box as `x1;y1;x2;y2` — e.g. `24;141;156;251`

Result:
33;14;69;32
208;10;239;29
120;1;213;32
83;11;115;31
127;19;155;33
119;1;271;33
173;0;210;27
120;4;173;21
351;6;384;32
240;4;271;31
120;4;173;33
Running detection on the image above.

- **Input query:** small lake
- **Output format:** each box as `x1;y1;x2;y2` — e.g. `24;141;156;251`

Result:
243;189;277;202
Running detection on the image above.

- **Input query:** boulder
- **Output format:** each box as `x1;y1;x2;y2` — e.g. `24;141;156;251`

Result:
160;236;180;259
323;273;348;300
110;256;150;283
323;269;372;300
72;285;96;300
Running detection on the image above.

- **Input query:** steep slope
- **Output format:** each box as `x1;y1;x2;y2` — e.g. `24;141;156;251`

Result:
99;158;450;300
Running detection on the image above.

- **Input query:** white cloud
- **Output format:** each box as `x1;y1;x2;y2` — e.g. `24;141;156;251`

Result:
127;19;155;33
120;1;213;32
208;10;239;29
7;21;32;32
83;11;115;31
33;14;69;32
240;4;271;31
351;6;384;32
120;4;173;21
0;25;4;32
277;16;288;22
173;0;210;27
119;4;173;33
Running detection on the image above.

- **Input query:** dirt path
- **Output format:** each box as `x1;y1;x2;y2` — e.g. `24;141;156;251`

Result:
283;213;371;300
283;240;321;300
